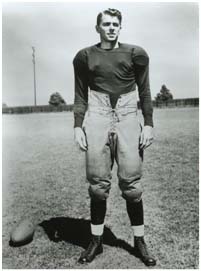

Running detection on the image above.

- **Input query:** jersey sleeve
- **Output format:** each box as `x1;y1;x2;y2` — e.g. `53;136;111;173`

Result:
132;46;153;127
73;49;89;128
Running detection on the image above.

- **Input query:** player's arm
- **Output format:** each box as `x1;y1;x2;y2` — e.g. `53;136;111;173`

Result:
73;50;88;151
133;47;154;149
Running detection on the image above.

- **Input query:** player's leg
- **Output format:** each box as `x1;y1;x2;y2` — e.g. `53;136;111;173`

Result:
78;114;112;263
116;114;156;266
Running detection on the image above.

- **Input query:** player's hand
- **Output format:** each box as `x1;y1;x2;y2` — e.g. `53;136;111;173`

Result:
74;127;88;151
140;125;154;150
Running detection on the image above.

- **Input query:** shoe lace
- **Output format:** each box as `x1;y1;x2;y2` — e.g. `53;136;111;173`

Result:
85;238;100;254
136;238;149;257
87;240;95;252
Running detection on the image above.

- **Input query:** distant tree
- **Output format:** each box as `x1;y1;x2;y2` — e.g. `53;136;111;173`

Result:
49;92;66;106
2;103;8;108
155;85;173;102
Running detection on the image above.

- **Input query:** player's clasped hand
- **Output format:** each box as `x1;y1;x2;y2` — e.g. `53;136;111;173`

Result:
74;127;88;151
140;125;154;150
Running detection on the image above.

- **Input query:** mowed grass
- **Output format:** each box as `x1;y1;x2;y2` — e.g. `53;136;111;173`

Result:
2;108;199;269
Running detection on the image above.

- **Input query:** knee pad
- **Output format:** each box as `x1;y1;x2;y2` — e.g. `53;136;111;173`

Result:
121;182;143;203
88;184;110;201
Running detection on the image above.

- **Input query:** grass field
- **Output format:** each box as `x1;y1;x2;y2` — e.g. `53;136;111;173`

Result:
2;108;199;269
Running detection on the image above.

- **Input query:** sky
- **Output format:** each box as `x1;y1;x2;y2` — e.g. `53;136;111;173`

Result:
2;2;199;106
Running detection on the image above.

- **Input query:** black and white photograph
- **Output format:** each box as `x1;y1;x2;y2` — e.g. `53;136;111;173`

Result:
2;1;199;269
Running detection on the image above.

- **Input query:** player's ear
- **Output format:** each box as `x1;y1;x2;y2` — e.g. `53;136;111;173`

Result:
96;25;100;33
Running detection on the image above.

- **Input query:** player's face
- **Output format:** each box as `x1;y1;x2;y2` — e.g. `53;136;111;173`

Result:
96;14;121;42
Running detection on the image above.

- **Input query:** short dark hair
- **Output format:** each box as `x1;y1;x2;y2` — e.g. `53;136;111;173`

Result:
96;8;122;26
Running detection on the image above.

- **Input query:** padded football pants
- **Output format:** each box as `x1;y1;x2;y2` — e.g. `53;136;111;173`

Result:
83;90;143;203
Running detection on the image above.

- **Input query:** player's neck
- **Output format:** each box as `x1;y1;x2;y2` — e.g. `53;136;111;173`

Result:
100;39;119;50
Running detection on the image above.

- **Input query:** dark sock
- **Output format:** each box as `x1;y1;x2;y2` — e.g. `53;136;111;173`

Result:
90;199;107;225
126;199;144;226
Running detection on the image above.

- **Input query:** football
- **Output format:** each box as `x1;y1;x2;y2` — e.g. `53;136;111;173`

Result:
10;219;36;246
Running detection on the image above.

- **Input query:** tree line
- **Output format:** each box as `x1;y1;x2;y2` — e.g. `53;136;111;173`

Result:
2;85;173;107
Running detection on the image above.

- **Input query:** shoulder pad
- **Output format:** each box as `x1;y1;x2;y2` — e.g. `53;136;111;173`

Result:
132;46;149;66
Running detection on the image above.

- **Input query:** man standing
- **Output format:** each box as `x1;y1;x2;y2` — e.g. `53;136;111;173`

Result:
73;8;156;266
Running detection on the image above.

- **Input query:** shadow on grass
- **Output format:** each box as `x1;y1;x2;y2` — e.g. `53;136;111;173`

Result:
39;217;134;254
9;238;34;247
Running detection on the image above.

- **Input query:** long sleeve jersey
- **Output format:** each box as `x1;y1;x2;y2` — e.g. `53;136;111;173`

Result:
73;42;153;128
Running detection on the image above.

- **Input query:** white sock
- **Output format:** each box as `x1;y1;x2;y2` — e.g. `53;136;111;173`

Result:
91;223;104;236
132;225;144;237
